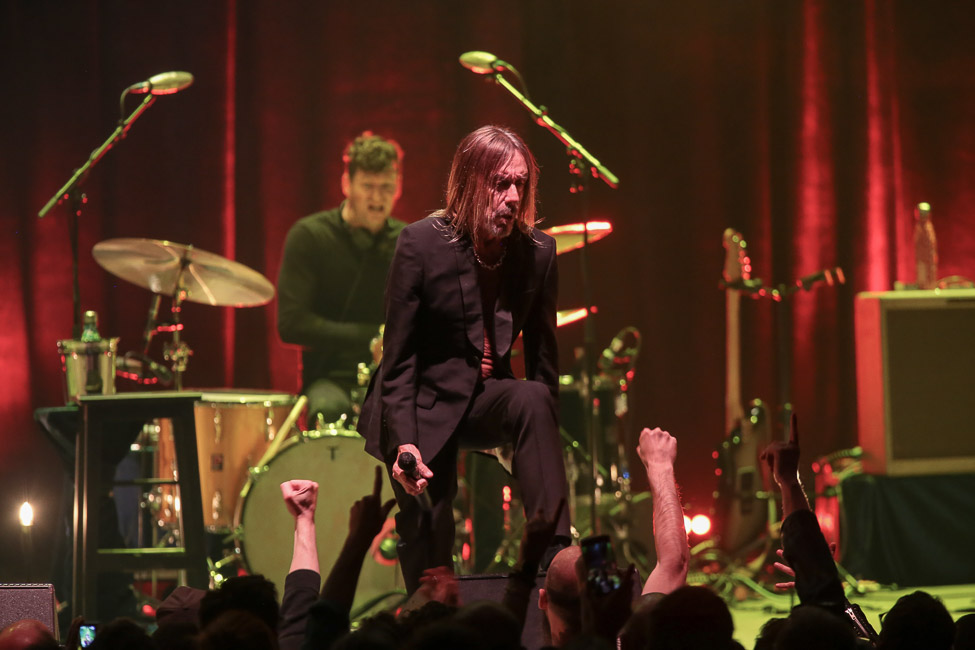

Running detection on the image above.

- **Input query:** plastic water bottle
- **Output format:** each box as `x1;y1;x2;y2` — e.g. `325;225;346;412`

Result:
914;202;938;290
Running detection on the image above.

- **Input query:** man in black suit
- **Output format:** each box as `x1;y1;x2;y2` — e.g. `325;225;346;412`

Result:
361;125;571;593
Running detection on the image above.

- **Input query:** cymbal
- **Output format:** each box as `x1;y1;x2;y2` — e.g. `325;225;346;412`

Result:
543;221;613;255
557;307;589;328
92;238;275;307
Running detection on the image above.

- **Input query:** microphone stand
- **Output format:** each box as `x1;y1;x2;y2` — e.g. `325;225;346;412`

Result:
485;71;619;189
483;68;620;535
37;93;157;338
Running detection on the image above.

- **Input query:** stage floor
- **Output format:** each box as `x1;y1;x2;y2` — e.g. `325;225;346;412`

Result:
727;582;975;646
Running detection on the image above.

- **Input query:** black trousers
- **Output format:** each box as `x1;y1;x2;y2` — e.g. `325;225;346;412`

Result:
388;377;571;594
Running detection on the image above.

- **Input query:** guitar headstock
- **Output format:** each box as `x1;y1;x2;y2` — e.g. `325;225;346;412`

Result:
722;228;752;285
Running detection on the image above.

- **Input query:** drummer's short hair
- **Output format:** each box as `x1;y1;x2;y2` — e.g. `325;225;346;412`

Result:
344;132;402;178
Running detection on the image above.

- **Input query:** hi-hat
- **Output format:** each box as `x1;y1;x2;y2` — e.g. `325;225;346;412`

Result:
543;221;613;255
93;238;275;307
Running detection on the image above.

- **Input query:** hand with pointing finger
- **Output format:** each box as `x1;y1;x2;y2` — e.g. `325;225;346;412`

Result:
349;465;397;548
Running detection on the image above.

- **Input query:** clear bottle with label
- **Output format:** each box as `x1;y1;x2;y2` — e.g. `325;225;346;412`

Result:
914;202;938;290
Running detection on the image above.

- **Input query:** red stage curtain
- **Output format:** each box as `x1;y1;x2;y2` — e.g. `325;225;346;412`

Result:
1;0;973;577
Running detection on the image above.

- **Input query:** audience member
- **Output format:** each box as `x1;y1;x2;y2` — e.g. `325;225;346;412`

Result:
198;610;277;650
453;601;522;650
761;416;845;618
87;617;153;650
538;545;583;647
876;590;955;650
636;427;689;596
199;575;279;636
279;479;325;650
641;585;742;650
540;427;688;648
0;619;58;650
301;466;396;649
955;612;975;650
773;605;856;650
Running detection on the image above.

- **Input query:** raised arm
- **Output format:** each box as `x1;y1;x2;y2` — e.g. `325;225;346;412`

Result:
762;415;844;614
278;480;321;650
320;466;396;607
281;480;320;574
637;427;689;594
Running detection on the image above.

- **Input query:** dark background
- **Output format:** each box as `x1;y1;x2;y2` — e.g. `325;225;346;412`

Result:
2;0;974;580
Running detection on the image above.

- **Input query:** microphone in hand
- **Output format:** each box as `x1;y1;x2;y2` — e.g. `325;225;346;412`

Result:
397;451;432;511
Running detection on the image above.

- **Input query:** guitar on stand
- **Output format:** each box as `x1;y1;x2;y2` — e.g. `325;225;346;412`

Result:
701;229;777;600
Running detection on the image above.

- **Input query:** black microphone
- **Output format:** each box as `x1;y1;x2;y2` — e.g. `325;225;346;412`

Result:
397;452;432;511
125;71;194;95
796;267;845;291
459;51;509;74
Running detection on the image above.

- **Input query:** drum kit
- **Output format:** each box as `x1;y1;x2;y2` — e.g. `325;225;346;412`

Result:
74;237;399;607
74;218;636;606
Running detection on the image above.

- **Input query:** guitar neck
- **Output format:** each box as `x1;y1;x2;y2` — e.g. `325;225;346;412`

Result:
725;287;745;433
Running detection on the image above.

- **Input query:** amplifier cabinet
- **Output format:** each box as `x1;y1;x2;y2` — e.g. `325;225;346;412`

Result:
855;289;975;475
0;583;58;640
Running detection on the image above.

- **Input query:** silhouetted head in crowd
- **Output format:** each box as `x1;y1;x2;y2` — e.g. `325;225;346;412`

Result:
198;610;277;650
774;606;856;650
333;611;400;650
396;601;458;639
199;575;279;635
403;620;485;650
643;585;739;650
539;545;583;647
955;613;975;650
0;619;58;650
453;601;521;650
561;634;615;650
156;585;207;628
88;618;153;650
151;621;199;650
618;593;666;650
877;590;954;650
753;617;787;650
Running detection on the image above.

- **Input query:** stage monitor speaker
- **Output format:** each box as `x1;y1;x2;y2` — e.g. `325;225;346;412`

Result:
855;289;975;475
0;583;58;641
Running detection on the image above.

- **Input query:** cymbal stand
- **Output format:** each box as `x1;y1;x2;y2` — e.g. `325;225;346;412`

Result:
159;257;193;390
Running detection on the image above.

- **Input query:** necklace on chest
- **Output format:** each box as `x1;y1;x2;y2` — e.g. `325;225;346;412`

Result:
473;243;506;270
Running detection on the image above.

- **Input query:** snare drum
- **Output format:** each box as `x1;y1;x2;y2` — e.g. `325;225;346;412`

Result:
235;429;401;605
157;390;298;530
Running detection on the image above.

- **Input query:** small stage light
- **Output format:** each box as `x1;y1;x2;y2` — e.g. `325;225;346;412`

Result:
683;515;692;534
690;514;712;536
19;502;34;527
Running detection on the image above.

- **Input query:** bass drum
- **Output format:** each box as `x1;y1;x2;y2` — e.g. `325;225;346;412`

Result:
235;430;402;608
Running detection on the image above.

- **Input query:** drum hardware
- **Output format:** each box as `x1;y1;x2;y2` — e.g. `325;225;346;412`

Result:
92;237;276;389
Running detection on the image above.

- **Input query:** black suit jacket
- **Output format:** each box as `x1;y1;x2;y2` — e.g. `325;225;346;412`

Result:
361;215;559;463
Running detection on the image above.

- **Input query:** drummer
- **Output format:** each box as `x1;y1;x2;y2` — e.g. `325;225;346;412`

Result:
277;132;406;425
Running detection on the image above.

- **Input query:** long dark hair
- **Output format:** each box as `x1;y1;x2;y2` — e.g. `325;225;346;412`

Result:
437;125;540;247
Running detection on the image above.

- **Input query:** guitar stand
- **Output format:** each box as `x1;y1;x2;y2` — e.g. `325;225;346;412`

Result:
691;497;792;608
